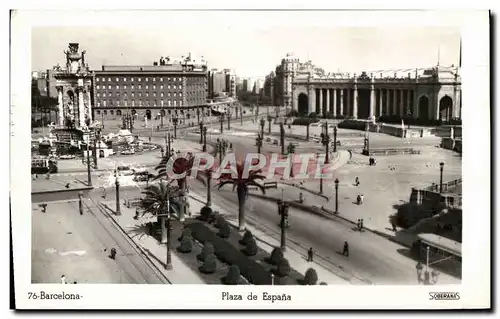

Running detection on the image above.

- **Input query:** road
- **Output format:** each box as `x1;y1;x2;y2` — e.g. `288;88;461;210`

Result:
32;198;167;284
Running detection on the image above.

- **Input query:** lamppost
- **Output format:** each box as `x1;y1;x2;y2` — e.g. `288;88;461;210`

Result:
240;105;243;125
93;129;100;170
439;162;444;193
277;199;290;252
260;118;265;137
115;168;121;216
101;112;104;129
267;115;272;135
157;198;173;270
334;178;339;214
256;134;263;154
202;126;207;152
363;124;370;156
219;114;224;134
197;107;200;125
287;142;296;178
173;116;178;139
160;108;164;127
86;138;92;187
78;191;83;215
280;122;285;155
206;169;212;207
333;126;338;153
199;121;204;144
321;123;331;164
227;110;231;130
167;131;172;159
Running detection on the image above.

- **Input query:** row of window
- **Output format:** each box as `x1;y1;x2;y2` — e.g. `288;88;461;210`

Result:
95;77;183;83
95;109;198;116
96;92;184;98
95;84;183;90
97;100;183;107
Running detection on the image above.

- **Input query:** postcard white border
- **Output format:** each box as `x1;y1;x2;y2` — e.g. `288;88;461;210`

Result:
10;8;490;310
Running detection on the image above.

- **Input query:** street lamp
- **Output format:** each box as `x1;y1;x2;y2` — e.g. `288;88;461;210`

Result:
363;124;370;156
160;108;164;128
287;143;296;178
267;115;272;135
86;139;92;187
219;114;224;134
260;118;265;137
321;122;331;164
157;197;173;270
173;116;178;139
318;153;324;195
227;110;231;130
277;199;289;252
334;178;339;214
78;191;83;215
199;121;204;144
256;134;263;154
439;162;444;193
240;105;244;125
280;122;285;155
202;126;207;152
333;126;338;153
115;168;121;216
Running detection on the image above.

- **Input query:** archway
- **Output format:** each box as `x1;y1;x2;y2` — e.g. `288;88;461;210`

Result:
99;150;105;158
418;96;429;122
116;110;122;116
131;109;137;116
298;93;308;116
160;109;166;117
439;96;453;122
145;109;152;120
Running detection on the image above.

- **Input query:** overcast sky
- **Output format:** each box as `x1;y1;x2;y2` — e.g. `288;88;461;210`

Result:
30;12;460;78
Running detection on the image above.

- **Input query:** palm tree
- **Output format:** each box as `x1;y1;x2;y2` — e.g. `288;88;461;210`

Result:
154;152;206;221
217;162;266;231
140;181;182;242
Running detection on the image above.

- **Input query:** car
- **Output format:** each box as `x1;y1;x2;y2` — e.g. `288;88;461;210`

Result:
59;154;76;160
121;149;136;155
272;139;279;145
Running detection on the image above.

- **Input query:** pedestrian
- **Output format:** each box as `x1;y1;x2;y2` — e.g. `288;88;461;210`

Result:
109;248;117;260
355;177;360;187
360;194;364;204
134;208;140;220
307;247;314;262
342;241;349;257
357;219;361;230
61;275;67;284
356;194;361;205
416;262;423;284
392;221;397;232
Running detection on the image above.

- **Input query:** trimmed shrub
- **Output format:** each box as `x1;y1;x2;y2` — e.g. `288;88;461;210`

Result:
243;238;258;257
265;247;284;265
275;258;291;277
239;230;254;245
199;253;217;274
303;268;318;285
215;215;226;229
199;206;212;221
292;118;320;126
217;222;230;239
197;242;214;262
308;112;318;119
178;228;192;242
186;222;272;285
177;236;193;253
288;110;299;117
222;265;240;285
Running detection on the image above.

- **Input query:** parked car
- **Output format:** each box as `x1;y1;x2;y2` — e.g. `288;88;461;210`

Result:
117;166;134;176
59;154;76;160
121;148;136;155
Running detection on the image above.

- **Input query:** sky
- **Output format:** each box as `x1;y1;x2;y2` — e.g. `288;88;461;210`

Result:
30;13;460;79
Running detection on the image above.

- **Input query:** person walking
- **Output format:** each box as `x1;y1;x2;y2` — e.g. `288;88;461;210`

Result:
307;247;314;262
342;241;349;257
355;177;360;187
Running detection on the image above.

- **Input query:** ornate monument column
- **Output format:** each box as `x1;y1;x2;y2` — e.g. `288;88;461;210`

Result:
308;85;315;114
399;90;405;116
86;87;93;122
369;83;375;119
57;86;64;126
378;89;383;117
392;89;397;116
406;90;412;116
318;88;323;116
339;89;344;116
78;86;85;127
332;88;337;117
346;88;351;117
353;84;358;119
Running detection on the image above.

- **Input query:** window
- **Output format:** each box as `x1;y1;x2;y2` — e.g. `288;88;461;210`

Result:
153;85;156;90
108;85;111;89
108;77;111;82
154;100;157;106
168;92;171;97
173;77;176;82
139;85;142;89
103;101;107;106
138;92;142;97
97;110;101;114
97;85;100;89
173;100;177;107
131;92;135;97
173;85;176;89
178;101;182;107
168;100;171;107
145;78;149;82
146;92;149;97
116;85;119;90
160;92;164;97
161;100;164;106
103;93;106;97
131;100;135;106
160;84;164;89
124;85;127;90
97;93;100;97
138;100;142;106
179;92;182;97
104;110;108;116
146;85;149;90
109;100;113;106
124;78;127;82
131;85;135;90
174;93;177;97
124;92;128;97
124;100;128;107
153;92;156;97
138;78;142;82
116;78;119;82
168;77;171;81
160;78;163;82
97;102;101;107
168;85;171;89
110;110;114;115
116;92;120;97
153;78;156;82
131;77;134;82
96;78;99;82
179;84;182;89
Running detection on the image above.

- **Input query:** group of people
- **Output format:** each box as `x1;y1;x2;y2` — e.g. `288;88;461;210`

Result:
307;241;350;262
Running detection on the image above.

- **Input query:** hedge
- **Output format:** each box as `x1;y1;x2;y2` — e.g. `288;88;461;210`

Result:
337;120;367;130
292;118;320;126
186;222;272;285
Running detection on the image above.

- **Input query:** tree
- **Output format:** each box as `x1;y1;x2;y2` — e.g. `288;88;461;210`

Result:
155;153;208;221
197;242;214;262
31;84;58;127
239;230;254;245
244;238;258;256
222;265;240;285
303;268;318;285
177;236;193;253
199;253;217;274
217;222;231;239
276;258;291;277
217;162;266;231
140;182;182;244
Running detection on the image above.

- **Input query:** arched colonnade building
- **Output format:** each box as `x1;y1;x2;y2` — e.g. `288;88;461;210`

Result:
291;65;461;122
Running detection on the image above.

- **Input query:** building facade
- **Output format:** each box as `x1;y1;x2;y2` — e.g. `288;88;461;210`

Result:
292;66;461;121
51;43;94;128
92;53;208;122
274;53;301;110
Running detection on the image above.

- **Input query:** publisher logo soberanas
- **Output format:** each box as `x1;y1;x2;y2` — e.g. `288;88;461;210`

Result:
429;292;460;301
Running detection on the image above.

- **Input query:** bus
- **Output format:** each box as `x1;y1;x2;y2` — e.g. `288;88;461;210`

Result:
411;233;462;278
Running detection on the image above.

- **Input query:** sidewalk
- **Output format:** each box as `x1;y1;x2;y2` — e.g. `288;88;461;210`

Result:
100;201;205;284
186;192;353;285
